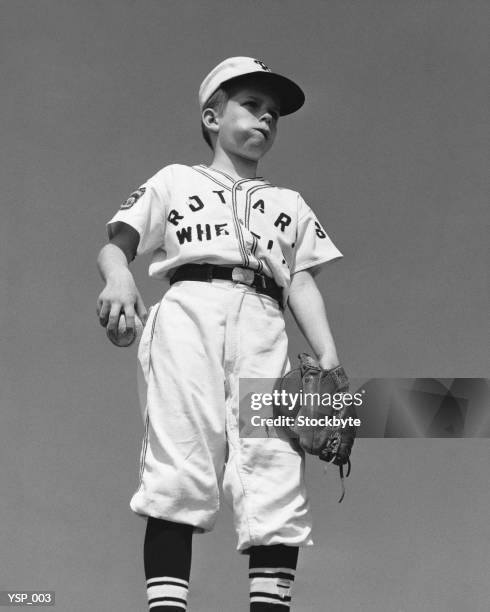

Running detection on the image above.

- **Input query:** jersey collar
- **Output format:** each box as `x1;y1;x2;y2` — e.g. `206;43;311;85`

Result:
193;164;270;190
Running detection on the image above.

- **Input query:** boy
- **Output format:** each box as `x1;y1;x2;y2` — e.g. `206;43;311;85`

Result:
96;57;343;611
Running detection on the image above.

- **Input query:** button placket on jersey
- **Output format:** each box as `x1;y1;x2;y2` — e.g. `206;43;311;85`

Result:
199;169;270;270
243;183;273;272
231;181;254;266
192;167;252;266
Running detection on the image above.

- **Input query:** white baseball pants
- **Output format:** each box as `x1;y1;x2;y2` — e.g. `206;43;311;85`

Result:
130;279;313;551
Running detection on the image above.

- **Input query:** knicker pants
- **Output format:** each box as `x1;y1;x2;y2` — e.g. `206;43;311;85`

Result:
130;279;313;551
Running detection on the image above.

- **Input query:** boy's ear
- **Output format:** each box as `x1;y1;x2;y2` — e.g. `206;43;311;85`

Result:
202;108;220;134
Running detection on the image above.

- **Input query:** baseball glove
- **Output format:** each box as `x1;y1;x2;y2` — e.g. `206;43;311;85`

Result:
277;353;357;502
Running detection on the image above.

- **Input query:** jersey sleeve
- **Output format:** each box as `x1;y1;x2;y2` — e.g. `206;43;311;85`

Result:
106;166;171;257
292;194;343;275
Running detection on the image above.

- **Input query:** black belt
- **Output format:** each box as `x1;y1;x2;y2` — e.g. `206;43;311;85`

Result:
169;264;282;306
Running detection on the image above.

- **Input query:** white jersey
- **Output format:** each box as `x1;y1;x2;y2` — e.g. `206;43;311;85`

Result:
107;164;342;303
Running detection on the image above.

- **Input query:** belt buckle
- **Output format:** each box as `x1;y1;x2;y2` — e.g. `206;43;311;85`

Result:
232;267;254;286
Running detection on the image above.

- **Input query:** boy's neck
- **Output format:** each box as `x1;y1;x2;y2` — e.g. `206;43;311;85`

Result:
208;149;260;181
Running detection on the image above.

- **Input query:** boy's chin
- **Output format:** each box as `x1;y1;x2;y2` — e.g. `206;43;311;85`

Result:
237;144;271;162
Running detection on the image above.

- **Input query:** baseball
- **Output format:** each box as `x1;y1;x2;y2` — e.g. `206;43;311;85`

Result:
107;313;144;347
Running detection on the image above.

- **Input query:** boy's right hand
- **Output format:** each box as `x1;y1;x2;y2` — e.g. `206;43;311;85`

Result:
97;267;148;339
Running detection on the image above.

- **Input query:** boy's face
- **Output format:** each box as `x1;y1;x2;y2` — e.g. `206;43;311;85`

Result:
215;82;281;162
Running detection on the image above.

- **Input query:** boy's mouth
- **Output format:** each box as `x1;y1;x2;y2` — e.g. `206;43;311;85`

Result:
253;127;270;139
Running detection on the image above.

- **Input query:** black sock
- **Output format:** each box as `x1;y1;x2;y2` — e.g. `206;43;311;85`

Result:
249;544;299;611
144;518;193;611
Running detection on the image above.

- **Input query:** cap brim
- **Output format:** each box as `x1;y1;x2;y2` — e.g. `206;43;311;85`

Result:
223;71;305;116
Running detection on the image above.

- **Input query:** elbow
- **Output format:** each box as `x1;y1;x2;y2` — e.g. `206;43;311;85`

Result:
289;269;314;293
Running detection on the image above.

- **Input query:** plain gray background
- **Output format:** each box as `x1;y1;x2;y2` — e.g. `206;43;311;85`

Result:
1;1;488;611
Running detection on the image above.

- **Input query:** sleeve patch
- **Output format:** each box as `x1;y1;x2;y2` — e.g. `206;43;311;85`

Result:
120;187;146;210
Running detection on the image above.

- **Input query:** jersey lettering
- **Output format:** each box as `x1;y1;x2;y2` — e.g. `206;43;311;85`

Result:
274;213;292;232
213;190;226;204
176;226;193;244
252;199;265;213
215;223;230;236
314;221;327;239
267;240;274;250
176;223;231;244
188;195;205;212
196;224;212;241
168;209;185;226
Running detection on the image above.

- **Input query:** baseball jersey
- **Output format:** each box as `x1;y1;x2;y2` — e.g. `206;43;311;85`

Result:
107;164;342;303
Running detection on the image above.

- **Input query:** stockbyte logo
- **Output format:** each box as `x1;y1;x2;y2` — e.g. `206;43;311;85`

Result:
238;377;490;439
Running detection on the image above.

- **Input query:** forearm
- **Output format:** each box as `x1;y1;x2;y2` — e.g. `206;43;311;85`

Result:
97;243;131;283
96;242;147;329
288;271;340;369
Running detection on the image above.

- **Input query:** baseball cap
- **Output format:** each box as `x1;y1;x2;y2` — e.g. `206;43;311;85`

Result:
199;57;305;116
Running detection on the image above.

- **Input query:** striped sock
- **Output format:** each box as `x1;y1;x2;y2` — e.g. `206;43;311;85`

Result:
249;544;298;611
144;518;193;612
249;567;295;609
146;576;189;610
